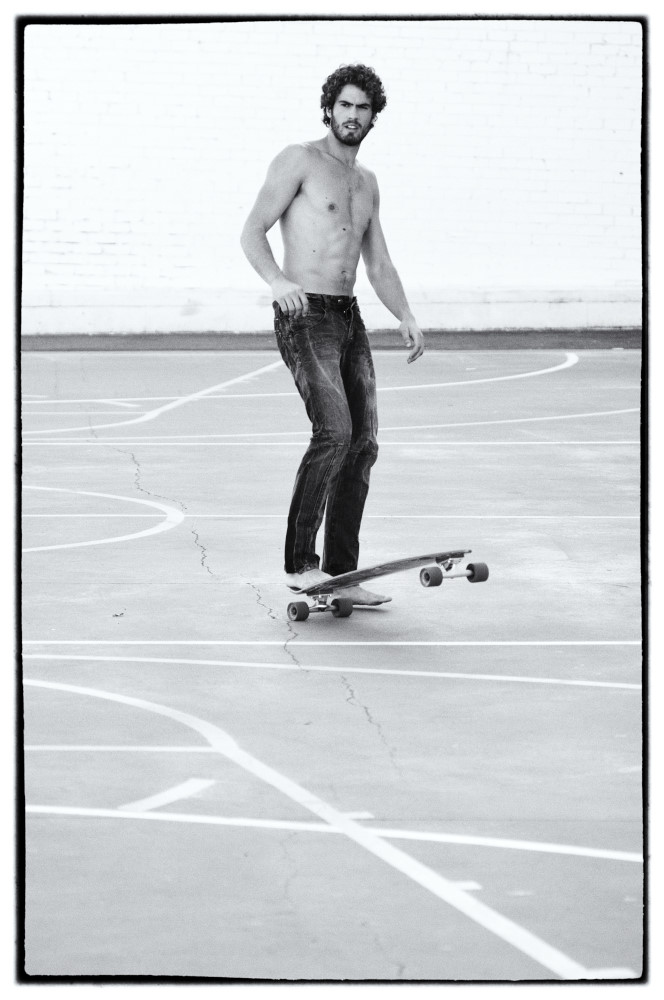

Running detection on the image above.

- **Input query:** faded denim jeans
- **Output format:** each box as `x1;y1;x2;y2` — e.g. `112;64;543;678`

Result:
273;293;379;576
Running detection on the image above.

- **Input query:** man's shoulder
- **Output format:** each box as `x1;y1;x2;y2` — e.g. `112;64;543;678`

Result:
274;141;320;163
267;142;319;179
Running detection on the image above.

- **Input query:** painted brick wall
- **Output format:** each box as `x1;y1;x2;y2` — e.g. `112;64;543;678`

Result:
22;18;643;333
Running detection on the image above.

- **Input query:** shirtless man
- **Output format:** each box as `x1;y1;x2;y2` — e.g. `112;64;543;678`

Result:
240;64;424;604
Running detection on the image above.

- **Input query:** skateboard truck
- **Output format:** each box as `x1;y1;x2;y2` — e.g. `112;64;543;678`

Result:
286;551;489;622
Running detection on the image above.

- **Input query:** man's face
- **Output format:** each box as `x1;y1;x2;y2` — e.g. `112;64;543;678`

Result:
329;84;374;146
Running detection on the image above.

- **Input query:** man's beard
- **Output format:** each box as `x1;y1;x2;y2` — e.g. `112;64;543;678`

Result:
330;116;371;146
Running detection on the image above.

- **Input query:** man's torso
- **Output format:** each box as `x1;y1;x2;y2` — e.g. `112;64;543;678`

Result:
280;141;375;296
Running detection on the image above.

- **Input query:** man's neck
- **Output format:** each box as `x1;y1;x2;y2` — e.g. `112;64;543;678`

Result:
324;132;360;167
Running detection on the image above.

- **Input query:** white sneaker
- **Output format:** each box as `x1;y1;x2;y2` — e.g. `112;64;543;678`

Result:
335;585;392;606
286;568;332;592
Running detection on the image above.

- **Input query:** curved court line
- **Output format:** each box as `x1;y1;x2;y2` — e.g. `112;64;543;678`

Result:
118;778;215;813
25;805;642;864
216;352;581;397
22;359;284;436
34;407;635;440
22;486;185;553
23;677;606;979
23;355;580;439
22;655;641;690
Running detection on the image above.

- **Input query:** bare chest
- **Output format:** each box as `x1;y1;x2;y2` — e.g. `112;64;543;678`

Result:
303;164;373;232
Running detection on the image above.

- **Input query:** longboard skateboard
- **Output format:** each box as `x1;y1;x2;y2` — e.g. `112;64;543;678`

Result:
286;549;489;621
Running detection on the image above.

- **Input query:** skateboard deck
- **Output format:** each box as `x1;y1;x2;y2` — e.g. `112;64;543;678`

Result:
286;549;489;621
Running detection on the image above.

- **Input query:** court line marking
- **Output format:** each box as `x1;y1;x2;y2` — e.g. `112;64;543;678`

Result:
365;407;638;432
118;778;215;813
20;513;640;521
153;353;583;399
23;400;142;410
23;440;640;447
98;399;141;409
23;655;641;690
24;640;641;648
25;400;148;406
21;407;639;437
22;677;610;979
19;348;638;405
23;411;150;416
24;804;642;864
22;359;285;436
26;744;220;752
22;486;185;553
22;354;581;438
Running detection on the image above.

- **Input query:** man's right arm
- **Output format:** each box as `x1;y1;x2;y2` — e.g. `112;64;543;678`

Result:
240;145;310;317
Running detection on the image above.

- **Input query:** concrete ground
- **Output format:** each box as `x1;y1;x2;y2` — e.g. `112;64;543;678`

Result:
21;347;643;982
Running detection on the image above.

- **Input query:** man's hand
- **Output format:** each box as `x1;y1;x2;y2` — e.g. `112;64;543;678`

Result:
271;275;309;318
399;317;424;363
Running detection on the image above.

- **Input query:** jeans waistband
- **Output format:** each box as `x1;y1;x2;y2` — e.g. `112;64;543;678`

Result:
306;293;356;309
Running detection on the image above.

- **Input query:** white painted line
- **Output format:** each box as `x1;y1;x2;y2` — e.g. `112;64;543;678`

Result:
38;407;634;438
25;745;218;752
22;655;641;690
23;514;168;518
377;352;580;390
24;398;141;408
99;399;141;409
584;968;639;979
21;677;603;979
22;359;285;435
20;513;640;520
113;353;580;400
344;811;375;820
377;408;639;432
22;440;641;446
25;397;175;404
24;411;149;416
360;514;640;520
22;353;584;439
23;639;642;648
372;828;643;864
22;486;185;553
118;778;215;813
452;882;483;891
24;804;643;864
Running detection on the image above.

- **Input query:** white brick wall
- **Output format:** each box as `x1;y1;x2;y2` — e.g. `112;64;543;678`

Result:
21;18;643;333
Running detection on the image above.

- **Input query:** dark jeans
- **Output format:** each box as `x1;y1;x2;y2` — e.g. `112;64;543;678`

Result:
273;293;379;576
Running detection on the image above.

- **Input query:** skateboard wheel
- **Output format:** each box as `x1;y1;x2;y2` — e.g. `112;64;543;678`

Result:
466;562;489;583
287;601;310;621
420;565;444;587
331;598;353;618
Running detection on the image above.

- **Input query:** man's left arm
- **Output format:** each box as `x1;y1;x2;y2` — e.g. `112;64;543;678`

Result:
361;179;424;364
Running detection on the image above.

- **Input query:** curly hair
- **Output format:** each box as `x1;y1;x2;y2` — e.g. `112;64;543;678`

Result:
320;64;387;129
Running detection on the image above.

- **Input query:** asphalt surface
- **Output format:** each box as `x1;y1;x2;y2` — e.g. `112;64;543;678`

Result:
21;348;643;981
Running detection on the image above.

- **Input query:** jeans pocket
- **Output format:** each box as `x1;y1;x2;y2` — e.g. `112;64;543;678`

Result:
290;302;328;335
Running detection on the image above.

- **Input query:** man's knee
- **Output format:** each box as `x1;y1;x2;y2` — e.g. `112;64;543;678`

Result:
351;434;379;465
313;423;353;452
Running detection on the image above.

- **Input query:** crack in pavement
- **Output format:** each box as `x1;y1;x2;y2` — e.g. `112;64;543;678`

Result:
190;522;215;577
360;921;408;978
278;832;300;915
122;449;186;512
246;581;306;671
121;449;216;578
338;673;403;775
